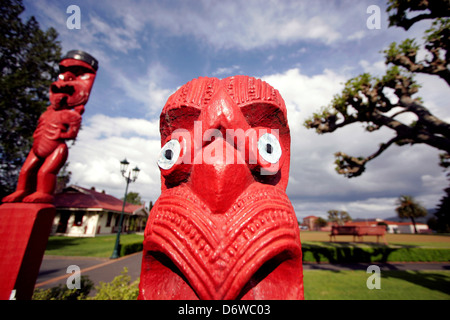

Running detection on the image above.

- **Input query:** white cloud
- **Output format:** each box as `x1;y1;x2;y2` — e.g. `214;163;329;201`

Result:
102;0;376;50
111;63;174;115
88;14;141;54
262;68;347;133
80;114;160;139
359;59;387;76
348;30;366;41
213;65;241;77
415;74;450;122
67;115;162;205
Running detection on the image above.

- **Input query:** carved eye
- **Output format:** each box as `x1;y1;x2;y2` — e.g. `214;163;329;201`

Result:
257;133;281;164
158;139;181;170
58;74;65;80
80;74;90;80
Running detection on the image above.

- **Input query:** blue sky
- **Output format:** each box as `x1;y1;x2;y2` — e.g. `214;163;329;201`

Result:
21;0;450;221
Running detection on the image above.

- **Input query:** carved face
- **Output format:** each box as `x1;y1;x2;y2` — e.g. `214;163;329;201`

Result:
49;58;97;110
139;76;303;300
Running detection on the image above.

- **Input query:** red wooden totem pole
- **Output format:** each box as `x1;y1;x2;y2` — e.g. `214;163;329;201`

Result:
139;76;304;300
3;50;98;204
0;50;98;300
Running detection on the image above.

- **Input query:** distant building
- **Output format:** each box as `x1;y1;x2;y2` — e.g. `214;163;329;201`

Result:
303;216;319;231
345;219;430;234
52;185;149;237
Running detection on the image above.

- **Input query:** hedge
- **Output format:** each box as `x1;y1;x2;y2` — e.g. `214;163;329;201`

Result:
119;241;143;257
301;244;450;263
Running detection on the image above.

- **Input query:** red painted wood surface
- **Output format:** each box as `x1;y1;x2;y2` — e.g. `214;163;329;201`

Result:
0;203;55;300
139;76;304;300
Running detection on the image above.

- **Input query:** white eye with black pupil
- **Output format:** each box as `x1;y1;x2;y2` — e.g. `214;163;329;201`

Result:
258;133;281;164
158;139;181;170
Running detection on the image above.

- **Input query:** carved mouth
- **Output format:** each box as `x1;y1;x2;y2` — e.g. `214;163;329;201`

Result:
139;183;303;300
51;84;75;96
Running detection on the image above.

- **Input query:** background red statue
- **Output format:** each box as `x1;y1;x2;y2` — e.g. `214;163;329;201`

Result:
2;50;98;203
139;76;304;300
0;50;98;300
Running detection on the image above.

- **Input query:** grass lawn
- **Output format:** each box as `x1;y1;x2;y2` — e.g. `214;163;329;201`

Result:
298;232;450;263
41;232;450;300
300;231;450;248
44;234;144;258
303;270;450;300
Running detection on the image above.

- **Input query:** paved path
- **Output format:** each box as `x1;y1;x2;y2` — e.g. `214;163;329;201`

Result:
36;252;143;291
36;253;450;293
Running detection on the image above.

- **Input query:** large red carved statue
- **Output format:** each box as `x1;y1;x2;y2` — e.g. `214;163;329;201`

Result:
139;76;304;300
2;50;98;204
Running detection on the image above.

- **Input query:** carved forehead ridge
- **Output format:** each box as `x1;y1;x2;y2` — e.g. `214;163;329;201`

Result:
162;75;287;116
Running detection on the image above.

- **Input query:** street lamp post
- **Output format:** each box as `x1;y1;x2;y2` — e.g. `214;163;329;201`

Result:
110;158;140;259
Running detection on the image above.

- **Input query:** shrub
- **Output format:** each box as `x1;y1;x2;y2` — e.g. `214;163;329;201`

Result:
32;268;139;300
89;267;139;300
32;275;94;300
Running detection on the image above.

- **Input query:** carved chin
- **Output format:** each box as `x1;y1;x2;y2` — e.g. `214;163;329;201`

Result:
50;93;68;108
138;183;303;300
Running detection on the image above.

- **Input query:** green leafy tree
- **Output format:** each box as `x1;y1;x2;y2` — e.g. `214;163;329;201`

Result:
432;188;450;233
431;157;450;232
315;217;328;229
327;210;352;226
377;221;388;231
304;0;449;179
123;191;143;205
0;0;62;198
395;195;427;233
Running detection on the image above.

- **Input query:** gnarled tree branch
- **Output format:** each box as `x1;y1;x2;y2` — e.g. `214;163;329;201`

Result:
334;136;400;178
304;1;450;180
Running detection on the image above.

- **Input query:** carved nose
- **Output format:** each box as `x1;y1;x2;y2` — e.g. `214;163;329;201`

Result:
199;87;250;136
188;87;253;214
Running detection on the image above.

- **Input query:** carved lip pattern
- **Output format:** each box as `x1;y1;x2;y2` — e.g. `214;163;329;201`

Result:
143;183;302;300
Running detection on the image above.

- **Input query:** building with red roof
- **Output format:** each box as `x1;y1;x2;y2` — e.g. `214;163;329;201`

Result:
302;215;319;231
52;185;149;237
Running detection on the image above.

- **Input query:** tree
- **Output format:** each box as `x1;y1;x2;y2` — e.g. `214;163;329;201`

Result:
304;0;449;179
123;191;143;205
55;162;72;194
430;186;450;232
377;221;388;231
0;0;62;198
315;217;328;229
327;210;352;226
395;195;427;233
